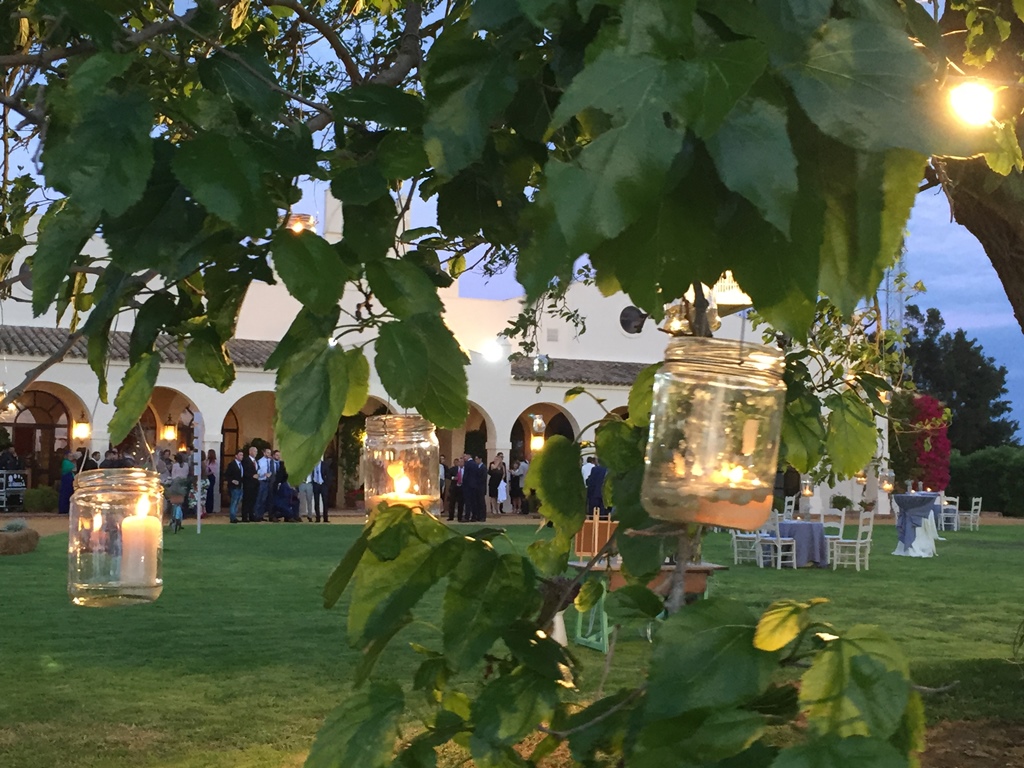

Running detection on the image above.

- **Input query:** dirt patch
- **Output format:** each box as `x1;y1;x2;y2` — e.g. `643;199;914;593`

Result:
923;720;1024;768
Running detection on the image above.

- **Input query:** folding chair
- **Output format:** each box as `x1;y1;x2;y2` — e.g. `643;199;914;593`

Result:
570;508;618;652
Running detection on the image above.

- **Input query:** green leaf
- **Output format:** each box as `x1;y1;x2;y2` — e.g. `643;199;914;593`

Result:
323;526;371;608
627;363;659;428
185;326;235;392
375;320;429;405
265;307;341;371
646;599;776;719
443;548;535;670
342;195;398;262
42;91;153;218
342;349;371;416
330;163;390;205
422;33;518;177
108;353;160;444
470;668;558;757
523;436;586;534
304;681;404;768
272;230;350;315
348;513;461;646
546;50;686;252
781;396;827;473
605;584;664;622
825;390;879;477
754;598;829;652
799;625;910;739
328;84;425;129
574;578;605;614
413;316;470;428
198;43;285;121
527;535;573;576
274;340;350;479
706;97;797;235
377;131;430;178
31;200;97;317
633;709;765;767
562;690;642;764
782;18;994;157
774;735;908;768
87;321;112;403
172;132;277;233
984;119;1024;175
889;690;926;759
677;39;769;138
366;259;444;319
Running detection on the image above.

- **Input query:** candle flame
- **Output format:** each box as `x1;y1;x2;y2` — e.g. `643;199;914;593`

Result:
394;474;411;495
92;512;102;530
135;495;150;517
386;462;405;480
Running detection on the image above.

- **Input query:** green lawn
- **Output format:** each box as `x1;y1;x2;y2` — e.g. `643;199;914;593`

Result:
2;521;1024;767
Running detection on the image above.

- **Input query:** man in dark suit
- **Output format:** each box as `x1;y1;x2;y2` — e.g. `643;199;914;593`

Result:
224;450;244;523
241;446;260;522
268;449;288;521
460;453;478;522
586;459;609;517
447;457;464;521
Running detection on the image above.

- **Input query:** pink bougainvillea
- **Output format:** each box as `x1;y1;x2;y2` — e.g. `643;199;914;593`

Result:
911;394;951;491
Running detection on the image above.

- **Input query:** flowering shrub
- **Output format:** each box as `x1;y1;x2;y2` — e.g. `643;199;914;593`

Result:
912;394;951;490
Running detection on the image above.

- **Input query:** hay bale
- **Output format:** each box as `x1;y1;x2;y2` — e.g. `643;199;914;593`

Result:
0;528;40;555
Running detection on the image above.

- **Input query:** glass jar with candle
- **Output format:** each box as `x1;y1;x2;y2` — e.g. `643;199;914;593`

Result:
642;337;786;531
363;415;440;515
68;469;164;607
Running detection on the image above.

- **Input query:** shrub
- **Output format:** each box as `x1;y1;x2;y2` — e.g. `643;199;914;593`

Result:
23;486;58;512
949;446;1024;516
1;518;27;532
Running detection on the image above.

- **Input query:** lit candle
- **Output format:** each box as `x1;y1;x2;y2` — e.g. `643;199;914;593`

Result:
120;496;161;586
741;419;759;455
91;512;103;576
369;465;436;511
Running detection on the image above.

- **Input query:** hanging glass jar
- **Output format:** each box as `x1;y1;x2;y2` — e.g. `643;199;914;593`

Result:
363;415;440;515
642;337;786;531
68;469;164;606
800;477;814;497
880;469;895;493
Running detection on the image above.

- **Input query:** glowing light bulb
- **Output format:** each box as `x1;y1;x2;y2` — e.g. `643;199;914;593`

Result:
949;81;995;126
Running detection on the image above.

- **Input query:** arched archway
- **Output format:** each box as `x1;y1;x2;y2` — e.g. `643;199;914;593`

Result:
220;391;276;455
330;396;394;509
436;400;496;466
509;403;578;462
144;386;201;456
0;388;70;489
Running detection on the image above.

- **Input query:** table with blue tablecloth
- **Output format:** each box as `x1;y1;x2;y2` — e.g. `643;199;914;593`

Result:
775;520;829;567
893;492;942;557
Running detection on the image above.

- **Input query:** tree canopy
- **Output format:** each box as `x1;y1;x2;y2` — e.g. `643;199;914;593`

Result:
0;1;1020;764
904;304;1020;453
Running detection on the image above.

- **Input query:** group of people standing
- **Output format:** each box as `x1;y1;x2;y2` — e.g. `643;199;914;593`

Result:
223;446;329;524
441;452;530;522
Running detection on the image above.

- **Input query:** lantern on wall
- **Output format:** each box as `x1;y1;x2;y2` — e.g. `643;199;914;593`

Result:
529;413;547;452
71;412;91;441
68;469;164;606
363;415;440;514
641;337;786;531
160;416;177;442
800;477;814;497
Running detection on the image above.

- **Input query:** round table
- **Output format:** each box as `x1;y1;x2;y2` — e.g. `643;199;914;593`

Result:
778;520;829;567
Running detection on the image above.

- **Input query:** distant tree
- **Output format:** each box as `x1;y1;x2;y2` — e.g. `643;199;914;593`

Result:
904;305;1019;453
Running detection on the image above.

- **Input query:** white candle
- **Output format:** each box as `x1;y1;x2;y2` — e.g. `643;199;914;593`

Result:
120;496;161;586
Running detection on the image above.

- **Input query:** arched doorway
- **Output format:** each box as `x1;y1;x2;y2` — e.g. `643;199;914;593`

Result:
436;401;494;464
330;396;392;509
0;389;70;489
220;391;275;455
510;403;578;462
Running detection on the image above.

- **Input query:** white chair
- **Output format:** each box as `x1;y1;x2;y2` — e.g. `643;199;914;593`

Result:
959;497;982;531
939;494;959;532
832;511;875;571
759;512;796;569
813;509;846;561
731;530;761;565
782;495;796;520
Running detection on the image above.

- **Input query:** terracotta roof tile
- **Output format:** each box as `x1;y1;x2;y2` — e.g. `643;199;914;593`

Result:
0;325;275;370
510;357;654;387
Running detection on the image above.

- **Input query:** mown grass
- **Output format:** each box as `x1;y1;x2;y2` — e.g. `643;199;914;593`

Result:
1;520;1023;767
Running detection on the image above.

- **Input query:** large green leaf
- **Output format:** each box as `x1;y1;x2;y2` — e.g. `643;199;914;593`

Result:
523;436;586;534
422;33;518;177
366;259;444;319
781;395;827;473
546;49;687;252
342;195;398;262
633;709;765;767
172;132;277;233
342;349;371;416
31;200;97;317
328;84;425;128
781;18;993;157
374;320;429;405
271;230;351;315
706;97;798;235
42;90;153;217
676;39;769;138
470;668;559;758
185;326;235;392
274;340;350;479
443;548;535;670
646;599;776;719
323;525;371;608
108;353;160;444
198;43;285;121
799;625;910;739
265;307;341;372
754;598;829;652
627;363;660;429
304;681;404;768
825;390;878;477
773;735;908;768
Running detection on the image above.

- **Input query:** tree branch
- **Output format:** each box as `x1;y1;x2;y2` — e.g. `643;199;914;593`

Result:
536;687;645;740
262;0;363;85
367;2;422;87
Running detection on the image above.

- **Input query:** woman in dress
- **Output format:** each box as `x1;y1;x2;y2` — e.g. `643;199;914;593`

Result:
58;450;76;515
509;459;524;514
487;453;508;516
205;449;217;516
